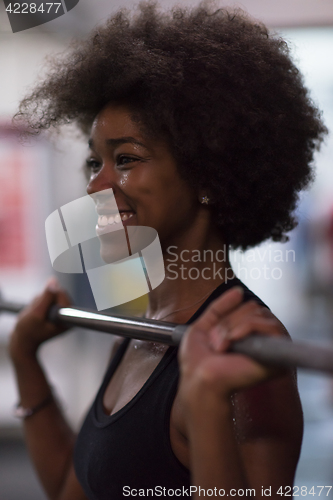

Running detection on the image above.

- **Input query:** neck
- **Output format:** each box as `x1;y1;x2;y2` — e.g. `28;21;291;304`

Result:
145;223;233;322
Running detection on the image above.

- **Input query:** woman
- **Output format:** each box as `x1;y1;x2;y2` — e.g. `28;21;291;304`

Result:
10;3;327;499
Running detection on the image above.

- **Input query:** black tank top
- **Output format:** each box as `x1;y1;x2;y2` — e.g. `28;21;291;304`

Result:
74;278;267;499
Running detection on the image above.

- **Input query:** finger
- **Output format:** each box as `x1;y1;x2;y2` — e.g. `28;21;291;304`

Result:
192;286;244;332
209;300;265;338
208;301;264;349
46;276;60;293
230;315;284;341
54;289;72;308
30;278;63;318
212;317;283;352
45;277;72;308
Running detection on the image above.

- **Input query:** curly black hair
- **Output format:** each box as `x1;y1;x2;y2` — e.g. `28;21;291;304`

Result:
15;1;327;249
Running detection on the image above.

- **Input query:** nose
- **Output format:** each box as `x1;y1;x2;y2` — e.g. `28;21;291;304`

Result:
86;164;119;196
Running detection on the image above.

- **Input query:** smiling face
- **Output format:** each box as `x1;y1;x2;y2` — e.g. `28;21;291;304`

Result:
86;103;206;253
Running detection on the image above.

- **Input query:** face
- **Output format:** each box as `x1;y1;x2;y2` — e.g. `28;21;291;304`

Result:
86;104;202;253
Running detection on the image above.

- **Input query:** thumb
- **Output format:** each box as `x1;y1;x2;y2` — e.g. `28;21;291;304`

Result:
45;277;72;308
33;278;71;318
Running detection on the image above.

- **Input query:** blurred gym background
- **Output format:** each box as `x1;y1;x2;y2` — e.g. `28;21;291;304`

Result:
0;0;333;498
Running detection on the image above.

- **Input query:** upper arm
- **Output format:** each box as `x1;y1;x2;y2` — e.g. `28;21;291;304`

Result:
58;463;88;500
234;370;303;495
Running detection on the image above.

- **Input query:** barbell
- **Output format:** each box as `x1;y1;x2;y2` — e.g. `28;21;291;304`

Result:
1;295;333;374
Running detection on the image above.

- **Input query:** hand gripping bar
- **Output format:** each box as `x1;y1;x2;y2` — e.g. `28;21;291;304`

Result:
1;297;333;374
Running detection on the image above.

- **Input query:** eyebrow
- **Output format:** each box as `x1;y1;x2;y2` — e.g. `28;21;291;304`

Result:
88;137;147;149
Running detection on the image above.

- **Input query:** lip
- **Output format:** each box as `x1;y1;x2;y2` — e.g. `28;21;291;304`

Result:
96;208;133;216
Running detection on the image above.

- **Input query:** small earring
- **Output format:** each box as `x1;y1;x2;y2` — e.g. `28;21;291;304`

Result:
200;195;210;205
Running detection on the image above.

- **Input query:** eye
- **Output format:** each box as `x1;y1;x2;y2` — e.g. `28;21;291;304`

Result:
85;158;101;175
116;155;138;169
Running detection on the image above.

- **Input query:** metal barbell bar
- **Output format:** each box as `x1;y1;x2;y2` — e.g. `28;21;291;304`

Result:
1;297;333;374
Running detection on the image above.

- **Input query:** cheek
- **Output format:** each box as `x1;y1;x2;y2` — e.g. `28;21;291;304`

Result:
125;168;165;198
121;164;195;212
119;173;129;186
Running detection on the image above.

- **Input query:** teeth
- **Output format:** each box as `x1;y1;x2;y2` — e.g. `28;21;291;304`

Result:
98;212;134;227
120;213;134;221
99;216;108;227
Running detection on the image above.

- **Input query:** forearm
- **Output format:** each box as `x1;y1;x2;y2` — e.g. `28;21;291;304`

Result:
179;287;302;499
11;348;75;500
187;388;248;499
